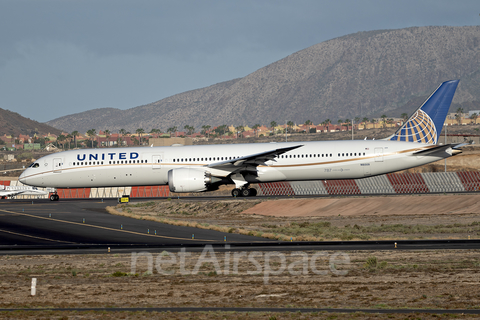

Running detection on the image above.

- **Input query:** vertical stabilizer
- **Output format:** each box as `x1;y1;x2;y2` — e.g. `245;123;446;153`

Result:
386;80;459;144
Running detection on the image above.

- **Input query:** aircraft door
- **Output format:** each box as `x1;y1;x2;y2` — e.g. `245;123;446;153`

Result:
53;158;63;173
152;154;162;169
374;148;384;162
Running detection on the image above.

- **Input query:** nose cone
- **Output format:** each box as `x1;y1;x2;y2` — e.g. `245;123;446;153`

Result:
19;170;28;185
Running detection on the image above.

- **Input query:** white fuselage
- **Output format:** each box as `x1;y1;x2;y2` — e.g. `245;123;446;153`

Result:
19;140;447;189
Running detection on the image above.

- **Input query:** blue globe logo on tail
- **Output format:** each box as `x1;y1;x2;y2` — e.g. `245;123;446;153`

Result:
390;109;437;144
387;80;459;145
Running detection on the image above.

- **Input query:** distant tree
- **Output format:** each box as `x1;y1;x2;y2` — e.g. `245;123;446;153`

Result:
354;117;360;124
86;129;96;148
119;128;126;146
287;121;294;133
456;107;464;125
71;131;79;148
362;117;369;130
184;125;194;136
167;126;177;137
214;124;228;136
104;130;110;147
235;126;244;139
344;119;351;131
401;113;408;122
201;125;211;138
381;114;387;128
470;113;478;125
66;134;72;149
270;121;277;134
135;128;145;145
252;124;260;137
57;134;66;149
153;128;163;136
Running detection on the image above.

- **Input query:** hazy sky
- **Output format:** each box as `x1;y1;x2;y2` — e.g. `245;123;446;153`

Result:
1;0;479;122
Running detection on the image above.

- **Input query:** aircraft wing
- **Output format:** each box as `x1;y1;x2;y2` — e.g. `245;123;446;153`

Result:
0;189;26;197
207;144;303;172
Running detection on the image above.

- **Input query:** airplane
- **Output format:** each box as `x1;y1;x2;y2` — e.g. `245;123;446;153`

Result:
0;184;51;199
19;80;462;201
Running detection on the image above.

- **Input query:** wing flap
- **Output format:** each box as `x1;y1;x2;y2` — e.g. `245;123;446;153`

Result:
208;144;303;170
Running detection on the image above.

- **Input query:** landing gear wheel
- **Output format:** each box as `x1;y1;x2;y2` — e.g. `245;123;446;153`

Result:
241;188;251;197
55;194;59;201
231;188;241;197
249;188;257;197
50;194;56;201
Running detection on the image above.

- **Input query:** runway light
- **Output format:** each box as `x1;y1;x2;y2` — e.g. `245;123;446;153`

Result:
22;209;24;212
192;234;194;239
291;237;293;242
155;230;157;235
394;242;397;248
108;247;110;253
49;213;51;218
83;218;85;223
148;229;149;234
224;236;226;242
31;278;37;296
121;224;123;230
31;201;33;205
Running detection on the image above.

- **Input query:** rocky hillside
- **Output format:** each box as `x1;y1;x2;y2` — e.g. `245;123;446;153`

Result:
0;108;61;136
46;26;480;133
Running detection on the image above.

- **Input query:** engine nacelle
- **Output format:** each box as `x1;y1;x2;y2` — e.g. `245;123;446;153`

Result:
168;168;217;193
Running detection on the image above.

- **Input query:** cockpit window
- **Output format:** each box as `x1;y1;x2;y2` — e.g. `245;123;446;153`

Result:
28;163;40;168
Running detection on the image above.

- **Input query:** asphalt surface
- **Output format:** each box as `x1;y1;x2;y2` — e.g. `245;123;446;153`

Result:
0;198;264;252
2;198;480;255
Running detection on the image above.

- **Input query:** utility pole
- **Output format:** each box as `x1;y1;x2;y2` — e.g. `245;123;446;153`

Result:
285;120;287;142
444;121;447;172
352;119;354;140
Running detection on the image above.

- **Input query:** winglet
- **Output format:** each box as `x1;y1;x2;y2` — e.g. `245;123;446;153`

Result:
387;80;459;145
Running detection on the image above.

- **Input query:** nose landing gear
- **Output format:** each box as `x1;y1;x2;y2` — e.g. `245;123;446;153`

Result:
49;193;60;201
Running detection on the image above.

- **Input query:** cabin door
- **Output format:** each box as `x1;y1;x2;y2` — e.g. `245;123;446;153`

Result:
53;158;63;173
152;154;163;169
374;148;384;162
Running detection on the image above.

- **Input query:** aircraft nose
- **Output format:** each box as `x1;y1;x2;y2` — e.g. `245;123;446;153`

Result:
19;170;27;185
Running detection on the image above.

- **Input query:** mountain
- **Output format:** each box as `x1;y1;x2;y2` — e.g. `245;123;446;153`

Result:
46;26;480;134
0;108;61;136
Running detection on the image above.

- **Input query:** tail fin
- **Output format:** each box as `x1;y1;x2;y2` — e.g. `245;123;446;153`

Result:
386;80;459;145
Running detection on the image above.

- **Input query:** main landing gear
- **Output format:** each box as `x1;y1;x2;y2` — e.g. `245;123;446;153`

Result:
49;193;60;201
231;187;257;197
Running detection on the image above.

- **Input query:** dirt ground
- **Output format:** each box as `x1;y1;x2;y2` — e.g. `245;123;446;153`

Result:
114;193;480;241
2;194;480;319
1;249;480;319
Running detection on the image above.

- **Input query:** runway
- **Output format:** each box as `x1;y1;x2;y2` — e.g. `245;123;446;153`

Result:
1;198;480;255
0;199;264;253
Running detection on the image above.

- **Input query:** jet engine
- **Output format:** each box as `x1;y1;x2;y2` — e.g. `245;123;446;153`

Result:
168;168;221;192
